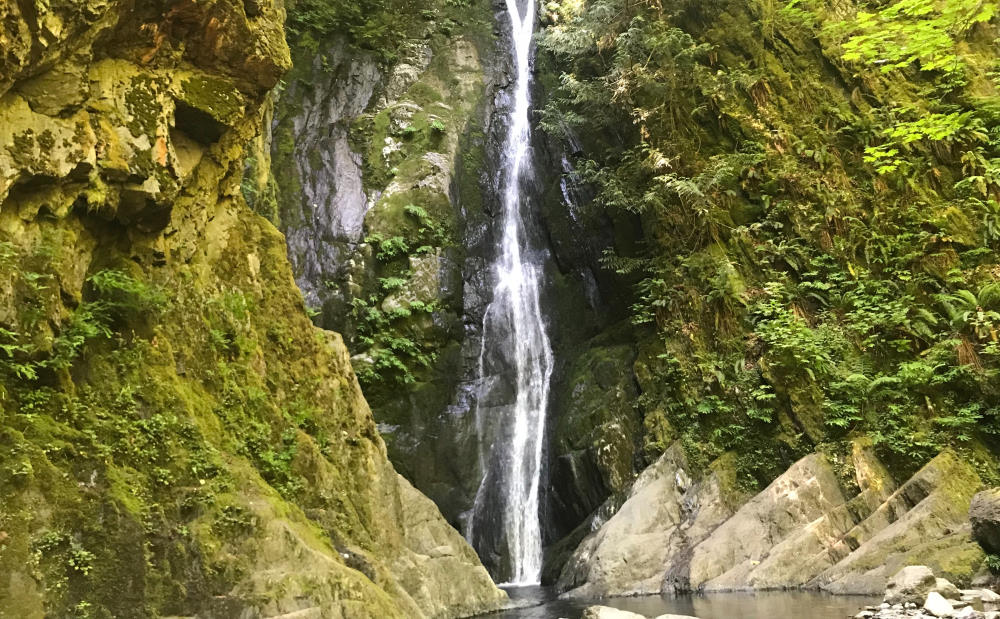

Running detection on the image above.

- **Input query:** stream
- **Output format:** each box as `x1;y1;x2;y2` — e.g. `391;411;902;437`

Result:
480;586;880;619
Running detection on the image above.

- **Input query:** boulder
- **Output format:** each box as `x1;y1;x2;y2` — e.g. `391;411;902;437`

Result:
885;566;936;604
971;490;1000;555
582;606;647;619
936;578;963;600
925;591;956;617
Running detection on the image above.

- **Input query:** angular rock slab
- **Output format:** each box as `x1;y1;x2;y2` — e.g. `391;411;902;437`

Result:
558;445;743;598
686;453;849;591
561;446;985;599
813;451;985;594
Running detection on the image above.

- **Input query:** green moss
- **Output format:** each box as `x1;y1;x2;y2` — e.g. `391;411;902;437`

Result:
537;0;1000;491
179;76;245;124
123;75;163;138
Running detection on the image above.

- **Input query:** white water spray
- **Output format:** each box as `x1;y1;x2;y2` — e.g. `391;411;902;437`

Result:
468;0;553;585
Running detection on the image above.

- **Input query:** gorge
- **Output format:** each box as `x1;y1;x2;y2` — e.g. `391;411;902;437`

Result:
2;0;1000;618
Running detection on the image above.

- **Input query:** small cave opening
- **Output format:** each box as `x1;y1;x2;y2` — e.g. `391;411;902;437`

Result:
173;100;227;145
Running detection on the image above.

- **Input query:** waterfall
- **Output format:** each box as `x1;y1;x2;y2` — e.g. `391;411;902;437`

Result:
467;0;553;585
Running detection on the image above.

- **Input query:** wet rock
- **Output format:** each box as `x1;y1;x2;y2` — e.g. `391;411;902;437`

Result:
548;343;641;531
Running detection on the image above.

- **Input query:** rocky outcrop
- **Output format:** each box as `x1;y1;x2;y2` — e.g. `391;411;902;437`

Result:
0;1;504;617
558;445;746;597
971;490;1000;555
560;445;985;599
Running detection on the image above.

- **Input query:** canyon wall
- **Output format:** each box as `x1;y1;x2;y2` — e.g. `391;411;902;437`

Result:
0;1;504;616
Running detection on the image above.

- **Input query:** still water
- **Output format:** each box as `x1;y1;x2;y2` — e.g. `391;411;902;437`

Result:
480;586;880;619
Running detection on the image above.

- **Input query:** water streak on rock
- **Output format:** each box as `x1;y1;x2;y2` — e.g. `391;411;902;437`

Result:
469;0;553;585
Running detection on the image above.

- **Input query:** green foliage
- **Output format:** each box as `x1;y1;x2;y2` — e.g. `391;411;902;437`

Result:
539;0;1000;484
286;0;476;61
287;0;407;60
365;233;411;261
0;264;165;381
833;0;996;75
349;294;438;386
348;203;454;388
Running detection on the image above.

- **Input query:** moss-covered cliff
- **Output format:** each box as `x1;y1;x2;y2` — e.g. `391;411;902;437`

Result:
537;0;1000;491
0;1;504;616
528;0;1000;581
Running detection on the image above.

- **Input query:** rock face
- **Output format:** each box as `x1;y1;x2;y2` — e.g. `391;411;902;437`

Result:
549;343;642;532
263;0;635;571
558;445;746;597
560;446;985;598
970;490;1000;555
264;1;502;533
0;1;504;617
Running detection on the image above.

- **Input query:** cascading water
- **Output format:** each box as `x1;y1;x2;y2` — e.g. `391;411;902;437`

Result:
467;0;553;585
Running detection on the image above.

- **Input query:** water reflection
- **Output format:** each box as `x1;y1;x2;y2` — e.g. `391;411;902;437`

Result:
481;586;879;619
